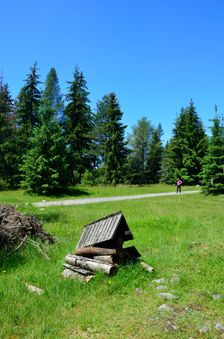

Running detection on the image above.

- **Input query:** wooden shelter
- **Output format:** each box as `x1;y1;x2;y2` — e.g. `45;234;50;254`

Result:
62;211;141;281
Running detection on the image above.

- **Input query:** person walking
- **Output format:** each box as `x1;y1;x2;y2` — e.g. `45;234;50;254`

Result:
176;178;183;193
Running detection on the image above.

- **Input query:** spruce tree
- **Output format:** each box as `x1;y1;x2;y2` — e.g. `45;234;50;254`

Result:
164;100;207;184
100;93;127;185
146;124;164;183
0;77;18;187
42;67;64;122
64;66;93;183
20;69;68;195
16;62;41;154
126;117;152;184
202;115;224;194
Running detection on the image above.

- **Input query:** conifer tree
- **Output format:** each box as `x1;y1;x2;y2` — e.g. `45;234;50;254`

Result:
64;66;93;183
0;77;18;187
201;115;224;194
20;69;68;195
100;93;127;184
16;62;41;154
163;100;207;184
146;124;164;183
42;67;64;122
126;117;152;184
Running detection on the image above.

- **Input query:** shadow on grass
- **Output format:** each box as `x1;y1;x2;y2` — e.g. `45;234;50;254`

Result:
0;250;28;270
41;187;90;199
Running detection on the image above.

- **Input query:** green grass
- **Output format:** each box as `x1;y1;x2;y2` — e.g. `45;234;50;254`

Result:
0;183;199;204
0;186;223;338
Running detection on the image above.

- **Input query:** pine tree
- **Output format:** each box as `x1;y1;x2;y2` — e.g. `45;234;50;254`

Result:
16;62;41;153
101;93;127;185
201;115;224;194
20;69;68;195
126;117;152;184
0;77;18;187
146;124;164;183
64;66;93;183
163;100;207;184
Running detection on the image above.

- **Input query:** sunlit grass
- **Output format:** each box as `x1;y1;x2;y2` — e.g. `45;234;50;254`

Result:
0;188;223;338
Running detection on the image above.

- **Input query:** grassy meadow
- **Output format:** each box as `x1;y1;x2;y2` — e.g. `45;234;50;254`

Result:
0;185;223;338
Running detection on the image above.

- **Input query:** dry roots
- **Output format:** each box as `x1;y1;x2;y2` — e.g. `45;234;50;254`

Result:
0;204;55;254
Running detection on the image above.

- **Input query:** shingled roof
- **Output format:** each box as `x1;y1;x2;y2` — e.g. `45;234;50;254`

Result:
76;211;133;249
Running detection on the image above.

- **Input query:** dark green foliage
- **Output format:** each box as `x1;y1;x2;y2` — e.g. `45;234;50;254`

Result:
95;93;127;185
15;62;41;153
202;116;224;194
146;124;164;183
162;100;207;184
20;103;68;195
64;66;93;183
126;117;152;184
0;78;18;187
20;69;68;195
42;67;64;122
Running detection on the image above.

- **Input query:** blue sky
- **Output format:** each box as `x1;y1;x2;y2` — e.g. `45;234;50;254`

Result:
1;0;224;142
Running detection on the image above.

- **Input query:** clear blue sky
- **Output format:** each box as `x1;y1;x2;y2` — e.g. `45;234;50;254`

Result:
1;0;224;142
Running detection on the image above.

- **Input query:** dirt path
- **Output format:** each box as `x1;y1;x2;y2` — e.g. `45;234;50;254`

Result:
33;190;200;207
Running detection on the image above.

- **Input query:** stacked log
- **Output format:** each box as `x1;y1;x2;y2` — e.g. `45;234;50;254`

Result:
62;245;141;281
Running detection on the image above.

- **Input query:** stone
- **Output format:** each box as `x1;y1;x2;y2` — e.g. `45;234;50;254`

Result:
157;292;178;300
158;304;172;312
212;294;222;300
135;288;143;294
156;285;168;290
152;278;168;284
214;322;224;332
199;325;209;333
26;283;44;295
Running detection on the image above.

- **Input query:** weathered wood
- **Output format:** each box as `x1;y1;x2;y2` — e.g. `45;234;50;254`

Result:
65;254;117;275
93;255;114;264
75;246;118;257
63;263;92;276
140;261;154;273
62;268;93;282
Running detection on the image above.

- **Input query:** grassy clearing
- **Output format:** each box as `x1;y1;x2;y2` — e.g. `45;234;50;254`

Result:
0;183;199;204
0;187;223;338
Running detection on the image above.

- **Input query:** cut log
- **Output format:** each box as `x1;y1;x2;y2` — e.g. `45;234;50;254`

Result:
65;254;117;275
75;246;119;257
93;255;114;264
62;268;93;282
63;263;92;276
140;261;154;273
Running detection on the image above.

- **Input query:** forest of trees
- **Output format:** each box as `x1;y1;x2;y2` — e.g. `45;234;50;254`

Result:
0;63;224;194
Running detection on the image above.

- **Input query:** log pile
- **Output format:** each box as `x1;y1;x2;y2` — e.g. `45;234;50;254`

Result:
62;211;141;281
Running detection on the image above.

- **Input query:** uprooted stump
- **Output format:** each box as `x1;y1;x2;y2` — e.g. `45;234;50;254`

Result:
0;204;55;255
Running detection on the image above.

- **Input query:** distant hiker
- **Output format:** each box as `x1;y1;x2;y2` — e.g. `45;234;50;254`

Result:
176;178;183;193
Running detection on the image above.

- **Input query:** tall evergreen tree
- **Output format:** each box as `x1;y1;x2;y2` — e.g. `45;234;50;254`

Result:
64;66;93;183
146;124;164;183
201;115;224;194
20;70;68;195
126;117;152;184
163;100;207;184
0;77;18;187
100;93;127;185
15;62;41;153
42;67;64;122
